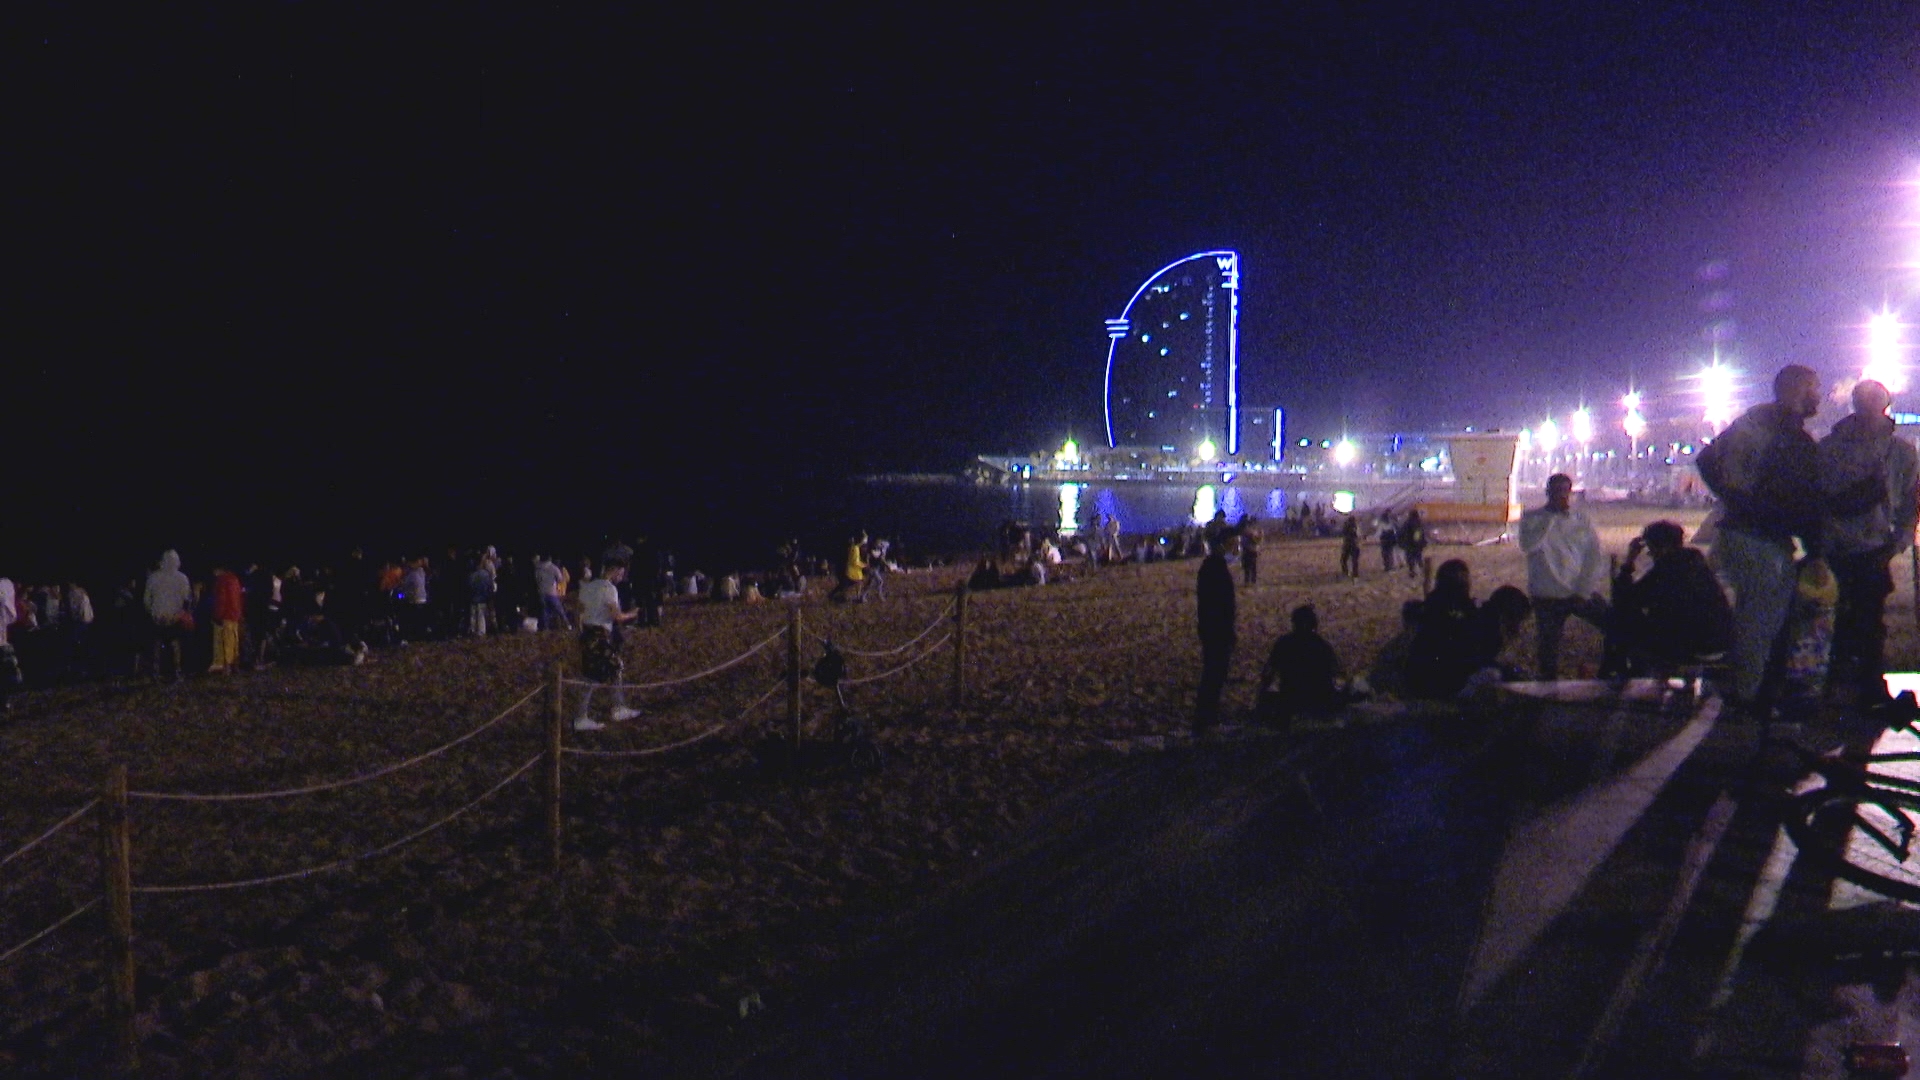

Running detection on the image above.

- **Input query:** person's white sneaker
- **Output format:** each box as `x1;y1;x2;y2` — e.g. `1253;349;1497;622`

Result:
610;707;641;722
572;717;606;732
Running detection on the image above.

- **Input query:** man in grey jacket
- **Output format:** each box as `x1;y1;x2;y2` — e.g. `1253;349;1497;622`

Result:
1695;366;1826;711
1820;379;1919;701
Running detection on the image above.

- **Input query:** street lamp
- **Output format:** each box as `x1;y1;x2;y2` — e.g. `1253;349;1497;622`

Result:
1864;307;1909;392
1699;361;1738;432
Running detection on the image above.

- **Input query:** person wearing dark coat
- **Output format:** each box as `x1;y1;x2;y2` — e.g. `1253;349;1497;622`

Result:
1258;604;1342;722
1194;534;1238;731
1609;520;1734;675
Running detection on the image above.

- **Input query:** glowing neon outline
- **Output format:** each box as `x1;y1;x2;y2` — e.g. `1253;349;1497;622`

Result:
1104;250;1240;450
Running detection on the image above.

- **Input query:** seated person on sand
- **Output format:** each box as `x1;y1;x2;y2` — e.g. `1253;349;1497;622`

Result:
1365;599;1425;700
968;557;1002;592
287;604;369;667
1256;604;1361;722
1606;520;1733;677
1407;562;1532;699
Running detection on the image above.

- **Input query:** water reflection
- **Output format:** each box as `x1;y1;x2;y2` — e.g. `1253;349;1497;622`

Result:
1220;484;1246;524
1191;485;1217;525
1266;489;1288;518
1058;483;1083;536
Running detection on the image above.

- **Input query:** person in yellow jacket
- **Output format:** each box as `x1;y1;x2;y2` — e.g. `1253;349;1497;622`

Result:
830;532;868;603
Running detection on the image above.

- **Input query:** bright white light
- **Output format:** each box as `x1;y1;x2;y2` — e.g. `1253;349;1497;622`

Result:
1197;437;1217;461
1865;308;1909;393
1057;438;1079;466
1624;410;1647;441
1331;491;1356;514
1332;439;1358;466
1536;417;1561;454
1699;362;1738;431
1192;485;1218;525
1058;484;1083;536
1570;407;1594;445
1621;390;1642;412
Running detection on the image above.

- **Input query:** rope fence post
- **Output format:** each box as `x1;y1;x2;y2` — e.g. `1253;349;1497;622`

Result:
545;662;564;870
787;603;803;750
951;583;968;707
99;763;137;1074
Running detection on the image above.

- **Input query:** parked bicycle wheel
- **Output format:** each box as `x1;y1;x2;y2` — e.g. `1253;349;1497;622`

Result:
1785;782;1920;905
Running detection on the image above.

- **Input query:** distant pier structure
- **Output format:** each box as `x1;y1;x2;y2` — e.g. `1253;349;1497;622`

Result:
1103;251;1241;458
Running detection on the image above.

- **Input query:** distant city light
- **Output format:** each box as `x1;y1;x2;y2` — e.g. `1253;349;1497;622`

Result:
1536;417;1561;454
1197;437;1217;460
1864;308;1910;392
1331;439;1358;466
1621;390;1642;412
1624;409;1647;441
1570;407;1593;445
1699;362;1738;431
1057;437;1079;466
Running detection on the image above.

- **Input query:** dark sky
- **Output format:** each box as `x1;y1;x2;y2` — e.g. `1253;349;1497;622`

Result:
18;2;1920;555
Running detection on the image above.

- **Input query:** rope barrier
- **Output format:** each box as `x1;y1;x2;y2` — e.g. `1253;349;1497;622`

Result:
843;631;953;685
0;899;99;968
0;799;100;872
562;626;786;691
128;686;542;803
130;752;542;894
805;601;955;657
564;680;785;759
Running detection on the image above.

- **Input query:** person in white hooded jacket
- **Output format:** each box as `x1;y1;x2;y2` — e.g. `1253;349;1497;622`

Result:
143;550;193;681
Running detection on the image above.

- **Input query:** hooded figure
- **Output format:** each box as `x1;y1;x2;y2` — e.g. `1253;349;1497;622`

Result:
143;550;192;626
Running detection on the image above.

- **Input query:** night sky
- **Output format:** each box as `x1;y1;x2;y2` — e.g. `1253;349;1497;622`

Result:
19;2;1920;563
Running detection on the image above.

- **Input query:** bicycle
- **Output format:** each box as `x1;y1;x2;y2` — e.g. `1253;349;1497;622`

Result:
1778;692;1920;904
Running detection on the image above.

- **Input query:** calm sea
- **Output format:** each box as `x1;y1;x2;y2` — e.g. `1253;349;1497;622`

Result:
13;474;1383;586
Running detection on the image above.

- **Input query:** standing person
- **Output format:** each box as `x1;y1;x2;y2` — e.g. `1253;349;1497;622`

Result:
208;564;245;674
1194;533;1237;732
1379;517;1398;572
398;557;430;643
1399;510;1428;579
143;550;193;682
829;532;868;603
533;555;571;631
1239;523;1261;586
864;536;891;600
245;561;281;667
466;555;495;637
1338;515;1362;579
1102;512;1123;565
1518;473;1610;679
1819;378;1920;702
573;559;641;731
1694;364;1827;712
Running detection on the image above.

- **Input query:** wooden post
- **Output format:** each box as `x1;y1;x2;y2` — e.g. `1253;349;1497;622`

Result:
786;603;803;748
545;663;564;870
951;583;969;707
100;764;136;1074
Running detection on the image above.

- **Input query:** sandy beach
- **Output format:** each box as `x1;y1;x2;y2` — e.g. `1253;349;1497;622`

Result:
2;501;1914;1076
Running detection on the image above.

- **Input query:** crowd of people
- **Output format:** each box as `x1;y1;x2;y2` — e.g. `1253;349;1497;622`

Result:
1192;365;1920;731
0;535;903;713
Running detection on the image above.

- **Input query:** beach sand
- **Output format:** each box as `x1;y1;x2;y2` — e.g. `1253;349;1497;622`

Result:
2;502;1914;1076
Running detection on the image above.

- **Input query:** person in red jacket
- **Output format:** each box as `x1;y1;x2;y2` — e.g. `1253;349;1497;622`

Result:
209;565;246;674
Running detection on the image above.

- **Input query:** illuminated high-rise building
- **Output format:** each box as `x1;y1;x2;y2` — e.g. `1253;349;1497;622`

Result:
1103;251;1240;456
